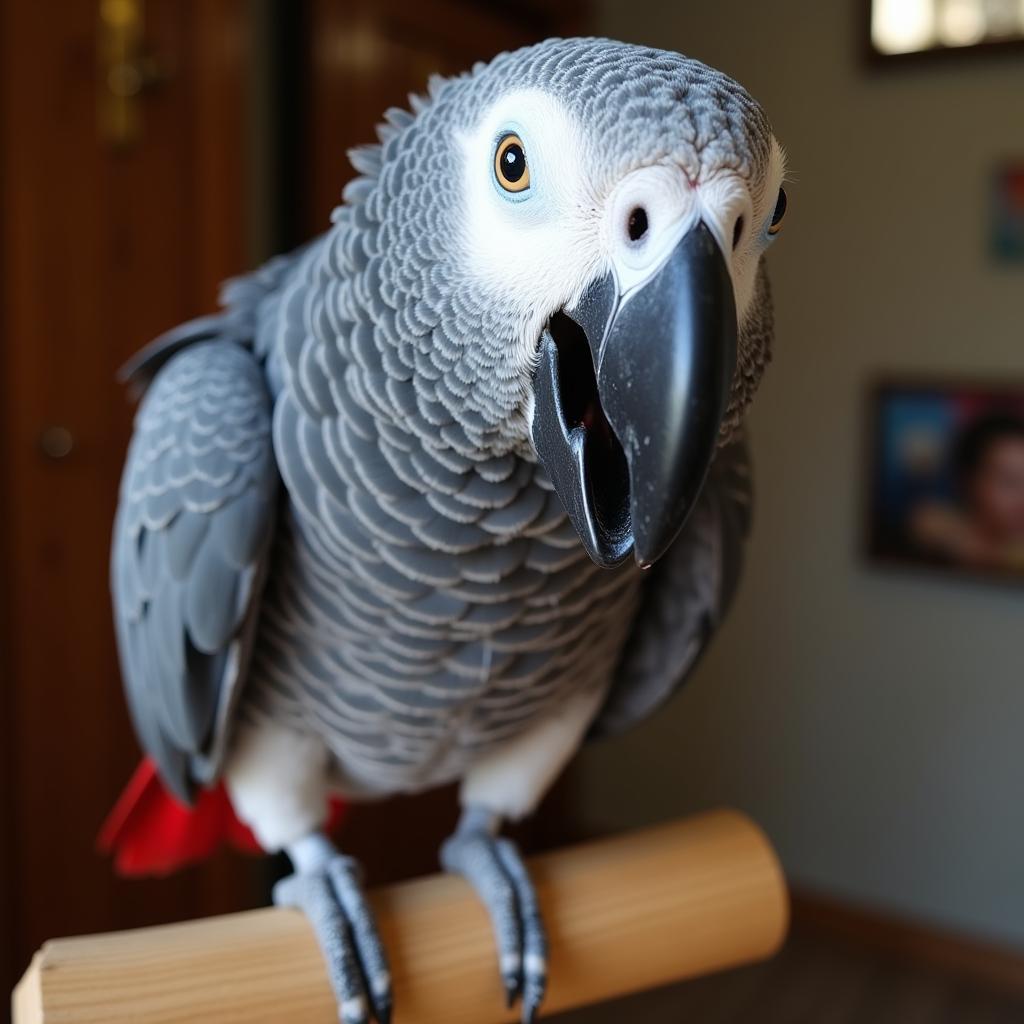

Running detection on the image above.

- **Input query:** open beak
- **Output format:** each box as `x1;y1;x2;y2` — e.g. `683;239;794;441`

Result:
532;221;737;568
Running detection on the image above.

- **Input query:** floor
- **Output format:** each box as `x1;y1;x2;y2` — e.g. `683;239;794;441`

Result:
552;925;1024;1023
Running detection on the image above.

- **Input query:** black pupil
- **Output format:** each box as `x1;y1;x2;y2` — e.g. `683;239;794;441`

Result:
771;188;787;226
502;142;525;182
628;207;648;241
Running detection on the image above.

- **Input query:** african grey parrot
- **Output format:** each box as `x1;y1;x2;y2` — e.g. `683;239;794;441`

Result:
111;37;787;1024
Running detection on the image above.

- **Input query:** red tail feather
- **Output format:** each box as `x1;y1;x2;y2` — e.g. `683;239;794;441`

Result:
98;758;345;876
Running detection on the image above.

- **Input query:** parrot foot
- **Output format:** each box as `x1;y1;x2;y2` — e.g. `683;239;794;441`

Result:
440;810;548;1024
274;837;391;1024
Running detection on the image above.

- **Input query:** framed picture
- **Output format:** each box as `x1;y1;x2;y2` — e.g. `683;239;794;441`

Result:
866;0;1024;62
865;378;1024;583
992;162;1024;263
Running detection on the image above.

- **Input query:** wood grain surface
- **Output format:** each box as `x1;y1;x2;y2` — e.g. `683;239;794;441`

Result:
12;810;788;1024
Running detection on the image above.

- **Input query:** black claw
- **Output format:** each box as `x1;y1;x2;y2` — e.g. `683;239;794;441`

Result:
367;988;392;1024
444;826;547;1021
275;855;391;1024
522;975;545;1024
505;975;522;1008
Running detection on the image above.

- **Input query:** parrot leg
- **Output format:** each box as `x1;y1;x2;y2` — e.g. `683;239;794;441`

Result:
440;807;548;1024
274;833;392;1024
226;722;391;1022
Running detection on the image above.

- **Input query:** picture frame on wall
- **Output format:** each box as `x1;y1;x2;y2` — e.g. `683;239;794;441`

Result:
865;378;1024;584
866;0;1024;62
991;162;1024;263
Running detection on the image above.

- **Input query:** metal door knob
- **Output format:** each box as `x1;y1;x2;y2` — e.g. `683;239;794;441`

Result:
38;426;75;460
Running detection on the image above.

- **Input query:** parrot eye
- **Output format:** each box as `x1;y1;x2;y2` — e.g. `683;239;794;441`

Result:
768;188;787;236
494;133;530;193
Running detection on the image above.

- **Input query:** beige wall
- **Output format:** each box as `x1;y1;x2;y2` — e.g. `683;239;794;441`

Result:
576;0;1024;948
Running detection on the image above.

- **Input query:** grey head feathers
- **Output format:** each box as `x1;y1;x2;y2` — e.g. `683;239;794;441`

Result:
341;37;781;453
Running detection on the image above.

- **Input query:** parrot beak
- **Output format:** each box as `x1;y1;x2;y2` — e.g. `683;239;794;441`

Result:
532;221;737;569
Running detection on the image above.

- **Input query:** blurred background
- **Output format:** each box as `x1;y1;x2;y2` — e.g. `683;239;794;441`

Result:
1;1;1022;1020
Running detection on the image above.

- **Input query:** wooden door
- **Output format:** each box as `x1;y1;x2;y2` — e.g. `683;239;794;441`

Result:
1;0;586;1006
0;0;260;1004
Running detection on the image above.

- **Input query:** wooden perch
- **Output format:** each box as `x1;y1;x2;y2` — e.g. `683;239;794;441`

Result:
12;810;787;1023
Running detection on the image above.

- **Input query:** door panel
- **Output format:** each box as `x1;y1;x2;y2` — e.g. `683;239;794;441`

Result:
0;0;259;1003
1;0;586;1006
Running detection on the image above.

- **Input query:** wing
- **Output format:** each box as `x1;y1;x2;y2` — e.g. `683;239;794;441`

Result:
111;338;278;802
590;436;753;739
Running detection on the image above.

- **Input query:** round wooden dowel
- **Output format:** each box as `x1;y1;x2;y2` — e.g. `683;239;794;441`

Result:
12;809;788;1023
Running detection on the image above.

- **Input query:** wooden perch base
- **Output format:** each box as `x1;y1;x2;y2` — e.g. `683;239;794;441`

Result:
12;810;788;1023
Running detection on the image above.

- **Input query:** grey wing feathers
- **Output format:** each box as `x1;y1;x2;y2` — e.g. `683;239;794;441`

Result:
111;338;278;802
590;437;753;738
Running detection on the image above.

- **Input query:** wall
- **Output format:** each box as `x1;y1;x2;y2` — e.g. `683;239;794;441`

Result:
574;0;1024;948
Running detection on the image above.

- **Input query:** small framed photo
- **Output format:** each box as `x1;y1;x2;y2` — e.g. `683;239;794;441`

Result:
866;0;1024;62
992;162;1024;263
865;378;1024;583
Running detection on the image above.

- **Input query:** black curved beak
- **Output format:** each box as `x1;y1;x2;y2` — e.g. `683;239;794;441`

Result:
532;221;737;568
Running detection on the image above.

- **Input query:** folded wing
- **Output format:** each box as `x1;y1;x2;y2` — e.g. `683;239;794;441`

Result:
591;437;752;738
111;337;279;802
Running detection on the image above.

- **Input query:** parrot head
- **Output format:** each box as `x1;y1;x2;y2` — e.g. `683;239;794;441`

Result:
351;38;786;569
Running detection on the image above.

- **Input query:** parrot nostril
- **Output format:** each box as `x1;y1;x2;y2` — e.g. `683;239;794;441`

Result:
732;216;745;250
627;207;648;243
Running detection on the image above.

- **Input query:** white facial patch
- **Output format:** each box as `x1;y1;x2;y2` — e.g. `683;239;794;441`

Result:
457;90;788;370
455;90;603;367
681;137;788;321
721;136;788;320
601;143;786;325
696;170;759;316
602;163;702;301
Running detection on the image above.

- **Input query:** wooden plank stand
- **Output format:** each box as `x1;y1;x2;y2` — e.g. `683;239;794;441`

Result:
12;810;788;1023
